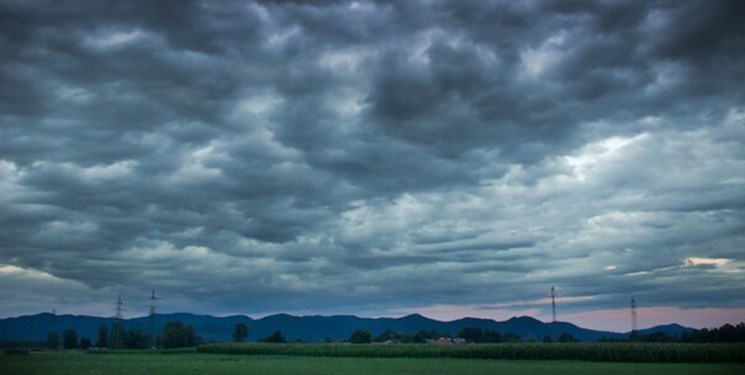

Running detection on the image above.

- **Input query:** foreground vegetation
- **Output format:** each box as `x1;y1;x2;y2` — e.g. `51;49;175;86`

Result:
2;352;745;375
198;342;745;363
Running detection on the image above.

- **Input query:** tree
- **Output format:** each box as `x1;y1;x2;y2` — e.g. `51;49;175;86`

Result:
110;321;125;349
558;332;579;343
46;331;60;350
96;325;108;348
349;329;371;344
456;327;502;343
375;329;399;342
123;329;150;349
259;330;287;343
63;328;78;349
80;337;92;350
502;333;521;342
233;323;249;343
628;330;639;342
413;329;441;343
162;320;197;348
458;327;483;343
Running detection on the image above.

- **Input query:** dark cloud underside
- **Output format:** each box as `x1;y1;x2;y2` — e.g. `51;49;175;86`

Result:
1;0;744;324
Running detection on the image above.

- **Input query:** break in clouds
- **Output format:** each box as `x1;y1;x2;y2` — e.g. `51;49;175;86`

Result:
1;0;744;328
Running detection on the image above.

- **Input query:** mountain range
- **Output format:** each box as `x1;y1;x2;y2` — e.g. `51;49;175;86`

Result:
0;312;692;343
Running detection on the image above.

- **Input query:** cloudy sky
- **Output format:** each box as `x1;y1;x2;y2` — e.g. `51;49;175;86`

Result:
1;0;744;332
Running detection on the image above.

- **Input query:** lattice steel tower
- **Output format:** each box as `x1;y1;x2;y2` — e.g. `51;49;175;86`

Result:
115;294;124;320
630;297;638;333
149;289;157;348
111;294;125;348
550;285;557;322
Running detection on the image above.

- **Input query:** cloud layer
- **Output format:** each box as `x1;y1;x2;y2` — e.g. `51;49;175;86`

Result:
1;0;744;330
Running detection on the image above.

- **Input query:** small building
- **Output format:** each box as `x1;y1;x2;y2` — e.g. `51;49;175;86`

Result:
427;337;454;345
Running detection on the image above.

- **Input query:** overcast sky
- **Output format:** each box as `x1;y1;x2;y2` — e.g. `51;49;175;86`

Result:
1;0;744;332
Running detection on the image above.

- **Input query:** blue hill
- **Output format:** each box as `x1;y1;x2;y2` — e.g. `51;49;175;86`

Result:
1;312;683;343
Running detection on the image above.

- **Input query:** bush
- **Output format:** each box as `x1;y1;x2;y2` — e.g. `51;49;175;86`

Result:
349;329;372;344
4;348;30;355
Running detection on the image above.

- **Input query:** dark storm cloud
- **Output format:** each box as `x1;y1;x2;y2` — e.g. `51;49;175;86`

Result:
1;0;744;324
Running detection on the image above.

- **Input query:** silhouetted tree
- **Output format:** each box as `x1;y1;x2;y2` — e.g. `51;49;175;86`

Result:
259;330;287;343
110;321;125;349
375;329;399;342
457;327;503;343
123;329;150;349
96;325;108;348
458;327;484;343
63;329;78;349
483;329;502;343
629;330;639;342
413;329;443;343
502;333;521;342
79;337;92;350
640;332;674;342
349;329;371;344
558;332;579;343
682;322;745;343
233;323;249;342
46;331;60;350
162;320;197;348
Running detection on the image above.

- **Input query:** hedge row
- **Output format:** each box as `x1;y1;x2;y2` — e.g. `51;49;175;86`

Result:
3;348;30;355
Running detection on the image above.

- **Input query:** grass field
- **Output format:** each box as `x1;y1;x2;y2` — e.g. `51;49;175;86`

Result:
2;352;745;375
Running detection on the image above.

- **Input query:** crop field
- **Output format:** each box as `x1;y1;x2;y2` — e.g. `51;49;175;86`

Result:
2;351;745;375
199;342;745;363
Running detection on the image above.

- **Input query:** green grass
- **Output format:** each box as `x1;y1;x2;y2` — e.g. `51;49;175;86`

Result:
2;352;744;375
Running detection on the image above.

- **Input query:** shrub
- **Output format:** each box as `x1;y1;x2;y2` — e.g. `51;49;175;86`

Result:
4;348;30;355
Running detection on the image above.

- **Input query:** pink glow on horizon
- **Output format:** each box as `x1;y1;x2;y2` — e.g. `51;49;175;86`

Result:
560;307;745;332
387;304;745;332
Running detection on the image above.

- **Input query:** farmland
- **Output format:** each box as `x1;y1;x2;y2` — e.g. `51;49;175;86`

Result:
2;351;745;375
198;342;745;363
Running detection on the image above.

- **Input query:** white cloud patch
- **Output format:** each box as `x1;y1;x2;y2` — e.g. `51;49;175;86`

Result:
84;29;148;50
1;0;744;328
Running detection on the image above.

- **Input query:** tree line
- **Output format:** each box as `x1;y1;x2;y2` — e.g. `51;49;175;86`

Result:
40;319;198;350
5;321;744;349
681;323;745;343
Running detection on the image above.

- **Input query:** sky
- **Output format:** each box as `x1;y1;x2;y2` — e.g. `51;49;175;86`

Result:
1;0;744;333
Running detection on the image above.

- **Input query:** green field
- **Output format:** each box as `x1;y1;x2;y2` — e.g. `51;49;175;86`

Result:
2;352;745;375
198;342;745;363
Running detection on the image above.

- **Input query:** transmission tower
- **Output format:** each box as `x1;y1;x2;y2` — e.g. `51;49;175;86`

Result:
550;286;557;322
115;294;124;319
630;297;638;333
149;289;157;348
111;294;124;348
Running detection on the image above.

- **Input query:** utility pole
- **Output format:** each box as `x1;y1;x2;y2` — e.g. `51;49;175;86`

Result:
630;297;638;334
550;286;557;323
149;289;157;348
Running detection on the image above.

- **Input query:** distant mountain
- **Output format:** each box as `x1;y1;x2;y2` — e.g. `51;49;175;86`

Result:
1;312;688;343
636;323;694;338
